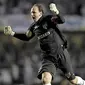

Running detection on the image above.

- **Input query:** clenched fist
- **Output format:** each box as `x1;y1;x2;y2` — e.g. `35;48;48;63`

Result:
4;26;15;36
49;3;59;14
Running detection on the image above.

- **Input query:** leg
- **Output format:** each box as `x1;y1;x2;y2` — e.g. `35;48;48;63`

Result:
37;59;56;85
58;49;85;85
64;73;85;85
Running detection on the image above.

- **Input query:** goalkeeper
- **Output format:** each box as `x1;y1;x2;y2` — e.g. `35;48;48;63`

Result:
4;3;85;85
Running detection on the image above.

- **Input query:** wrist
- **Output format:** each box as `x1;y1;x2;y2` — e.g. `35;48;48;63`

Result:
55;10;59;15
11;31;15;36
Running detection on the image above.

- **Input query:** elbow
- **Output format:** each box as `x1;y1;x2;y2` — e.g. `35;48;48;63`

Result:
59;19;65;24
58;20;65;24
62;18;65;23
60;17;65;24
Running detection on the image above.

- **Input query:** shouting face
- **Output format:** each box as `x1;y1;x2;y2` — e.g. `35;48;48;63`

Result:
31;5;43;21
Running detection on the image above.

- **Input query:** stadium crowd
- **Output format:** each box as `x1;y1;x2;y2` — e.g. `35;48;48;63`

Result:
0;0;85;16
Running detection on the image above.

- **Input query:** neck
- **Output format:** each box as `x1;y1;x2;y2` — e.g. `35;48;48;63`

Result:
35;15;42;22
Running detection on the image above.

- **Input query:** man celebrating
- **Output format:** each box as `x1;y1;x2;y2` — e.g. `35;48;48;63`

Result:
4;3;85;85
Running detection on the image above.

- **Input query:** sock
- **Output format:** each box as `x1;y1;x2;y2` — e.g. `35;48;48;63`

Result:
76;76;85;85
44;83;51;85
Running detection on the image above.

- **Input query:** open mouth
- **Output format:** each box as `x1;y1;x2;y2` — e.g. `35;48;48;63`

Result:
32;16;35;19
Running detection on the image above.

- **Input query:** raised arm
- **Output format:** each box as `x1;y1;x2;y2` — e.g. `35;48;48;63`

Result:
4;26;35;41
49;3;67;48
49;3;65;24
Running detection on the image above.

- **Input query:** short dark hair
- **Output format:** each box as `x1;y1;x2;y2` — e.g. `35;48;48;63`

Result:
32;4;44;14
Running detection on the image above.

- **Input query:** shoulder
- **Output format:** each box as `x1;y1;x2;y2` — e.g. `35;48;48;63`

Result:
28;22;35;31
42;14;53;22
44;14;53;19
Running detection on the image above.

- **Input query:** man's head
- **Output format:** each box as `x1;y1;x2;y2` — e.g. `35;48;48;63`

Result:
31;4;44;21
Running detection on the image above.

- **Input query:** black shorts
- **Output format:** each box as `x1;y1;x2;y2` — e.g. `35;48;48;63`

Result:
37;49;74;80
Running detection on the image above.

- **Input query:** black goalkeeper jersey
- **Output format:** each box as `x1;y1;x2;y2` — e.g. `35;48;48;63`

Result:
14;14;67;57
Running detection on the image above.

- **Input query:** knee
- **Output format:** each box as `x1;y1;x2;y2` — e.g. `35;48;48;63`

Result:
65;72;76;84
42;72;52;84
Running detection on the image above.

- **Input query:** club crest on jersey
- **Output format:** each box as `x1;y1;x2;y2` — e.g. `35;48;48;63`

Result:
43;23;47;29
34;25;39;30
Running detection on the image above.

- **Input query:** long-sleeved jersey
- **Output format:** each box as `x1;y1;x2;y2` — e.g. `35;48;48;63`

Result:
14;14;67;57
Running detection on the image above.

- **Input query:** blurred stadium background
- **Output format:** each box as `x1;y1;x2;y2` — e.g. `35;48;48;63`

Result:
0;0;85;85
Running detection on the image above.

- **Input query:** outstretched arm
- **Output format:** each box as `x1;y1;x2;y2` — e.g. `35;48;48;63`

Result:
49;3;65;24
14;32;34;41
4;26;35;41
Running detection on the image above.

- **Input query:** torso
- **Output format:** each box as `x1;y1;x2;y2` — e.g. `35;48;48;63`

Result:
30;15;63;57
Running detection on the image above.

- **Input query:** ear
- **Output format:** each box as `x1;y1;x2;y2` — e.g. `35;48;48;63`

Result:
40;11;43;15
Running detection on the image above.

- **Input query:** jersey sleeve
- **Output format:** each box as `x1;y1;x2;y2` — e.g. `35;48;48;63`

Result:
14;23;35;41
47;14;65;24
46;15;67;48
14;32;34;41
